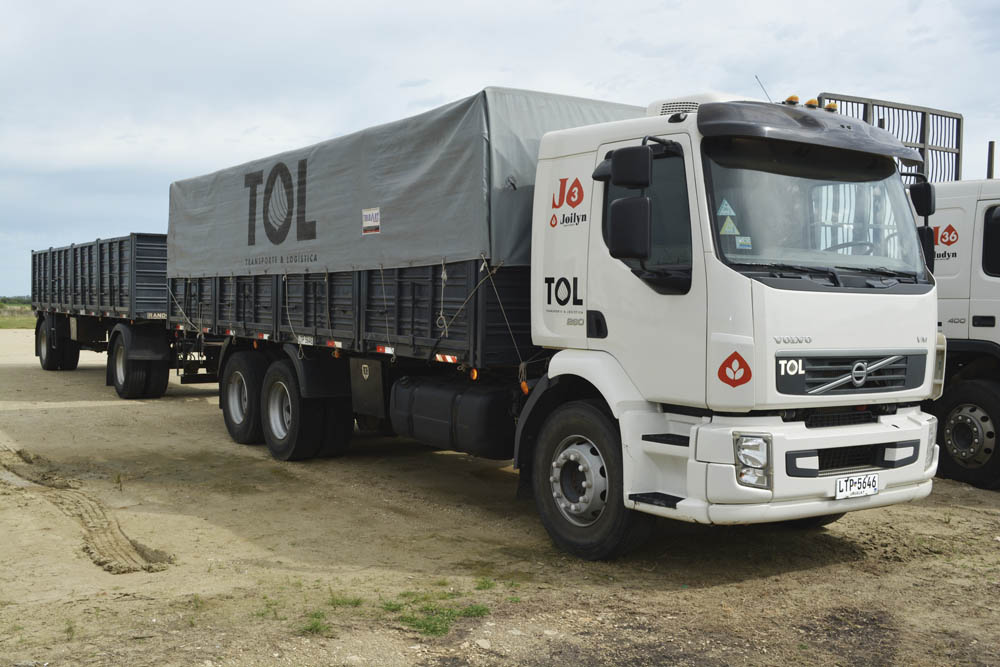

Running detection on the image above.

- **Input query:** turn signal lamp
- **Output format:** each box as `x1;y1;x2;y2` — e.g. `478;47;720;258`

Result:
520;380;530;395
926;416;938;467
470;368;479;381
734;434;772;489
784;95;800;105
805;98;819;109
824;102;838;112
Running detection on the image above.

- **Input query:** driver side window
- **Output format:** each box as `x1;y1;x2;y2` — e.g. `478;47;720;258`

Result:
602;154;692;272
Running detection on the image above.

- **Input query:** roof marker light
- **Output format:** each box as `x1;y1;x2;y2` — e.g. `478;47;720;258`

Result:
805;98;819;109
824;102;838;112
784;95;799;105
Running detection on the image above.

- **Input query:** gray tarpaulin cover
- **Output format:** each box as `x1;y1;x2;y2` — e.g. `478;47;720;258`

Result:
167;87;642;278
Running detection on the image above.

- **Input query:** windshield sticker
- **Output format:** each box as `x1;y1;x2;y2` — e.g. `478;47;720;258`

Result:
736;236;752;250
717;199;736;216
720;217;740;235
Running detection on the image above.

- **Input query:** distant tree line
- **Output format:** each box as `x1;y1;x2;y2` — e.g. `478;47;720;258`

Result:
0;296;31;305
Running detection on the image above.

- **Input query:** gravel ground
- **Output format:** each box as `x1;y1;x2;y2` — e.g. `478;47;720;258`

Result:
1;328;998;666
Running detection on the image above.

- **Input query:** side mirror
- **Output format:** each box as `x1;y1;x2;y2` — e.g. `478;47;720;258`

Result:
611;146;653;188
607;197;651;260
917;225;935;273
910;181;936;217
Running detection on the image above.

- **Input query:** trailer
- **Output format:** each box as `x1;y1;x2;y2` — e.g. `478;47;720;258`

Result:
34;87;946;560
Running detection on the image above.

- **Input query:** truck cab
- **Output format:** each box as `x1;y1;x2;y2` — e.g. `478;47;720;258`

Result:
923;179;1000;488
520;96;944;558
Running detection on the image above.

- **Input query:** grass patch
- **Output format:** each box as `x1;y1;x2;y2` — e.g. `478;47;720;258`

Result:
327;592;363;608
253;596;283;620
395;600;490;636
432;579;449;587
508;596;522;603
189;594;205;610
0;302;34;329
474;577;496;591
381;600;405;612
64;619;75;640
300;610;330;635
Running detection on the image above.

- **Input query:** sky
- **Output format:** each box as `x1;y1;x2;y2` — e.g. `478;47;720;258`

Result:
2;0;999;295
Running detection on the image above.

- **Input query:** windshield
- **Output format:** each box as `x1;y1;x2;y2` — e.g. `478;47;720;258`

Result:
703;136;925;279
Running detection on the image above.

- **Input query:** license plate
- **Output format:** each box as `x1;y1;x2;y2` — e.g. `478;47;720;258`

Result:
835;473;879;499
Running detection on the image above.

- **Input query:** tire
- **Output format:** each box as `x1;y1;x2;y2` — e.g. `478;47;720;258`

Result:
110;335;148;399
781;513;845;529
143;361;170;399
59;340;80;371
931;380;1000;490
318;397;355;457
37;317;60;371
221;352;267;444
532;400;653;560
261;359;324;461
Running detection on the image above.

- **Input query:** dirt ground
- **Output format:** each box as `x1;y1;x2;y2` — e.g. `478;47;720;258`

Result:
1;328;999;666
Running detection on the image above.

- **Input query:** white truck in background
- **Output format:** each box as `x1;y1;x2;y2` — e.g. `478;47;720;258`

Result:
918;179;1000;488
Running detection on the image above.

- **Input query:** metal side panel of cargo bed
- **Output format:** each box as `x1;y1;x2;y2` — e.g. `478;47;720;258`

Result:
168;260;534;368
31;233;167;320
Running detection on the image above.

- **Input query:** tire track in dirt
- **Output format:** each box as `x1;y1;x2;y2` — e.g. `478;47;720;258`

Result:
0;442;170;574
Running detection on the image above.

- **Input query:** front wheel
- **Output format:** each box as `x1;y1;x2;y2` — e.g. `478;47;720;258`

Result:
532;400;652;560
932;380;1000;490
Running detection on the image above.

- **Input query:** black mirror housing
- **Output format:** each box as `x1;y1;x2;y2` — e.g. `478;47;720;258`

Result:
910;181;936;217
917;225;935;273
607;197;651;260
611;146;653;189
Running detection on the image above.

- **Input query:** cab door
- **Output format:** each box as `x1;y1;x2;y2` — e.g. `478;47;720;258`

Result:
587;134;707;405
969;199;1000;345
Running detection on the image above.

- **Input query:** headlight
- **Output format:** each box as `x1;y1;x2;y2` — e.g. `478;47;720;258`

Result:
734;434;771;489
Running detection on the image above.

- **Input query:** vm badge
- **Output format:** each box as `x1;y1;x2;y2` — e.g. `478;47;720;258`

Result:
718;352;752;388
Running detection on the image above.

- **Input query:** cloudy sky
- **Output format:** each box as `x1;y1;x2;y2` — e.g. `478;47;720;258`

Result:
3;0;998;295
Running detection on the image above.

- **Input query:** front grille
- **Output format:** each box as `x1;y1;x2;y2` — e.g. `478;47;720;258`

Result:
776;353;925;396
818;444;877;473
804;411;878;428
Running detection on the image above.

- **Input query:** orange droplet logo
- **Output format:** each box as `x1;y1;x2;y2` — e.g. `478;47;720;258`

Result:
718;351;752;388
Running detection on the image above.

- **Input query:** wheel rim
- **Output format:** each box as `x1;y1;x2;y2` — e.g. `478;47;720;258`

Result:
548;435;609;527
227;370;249;425
114;343;126;385
267;380;292;441
39;327;48;363
943;403;996;469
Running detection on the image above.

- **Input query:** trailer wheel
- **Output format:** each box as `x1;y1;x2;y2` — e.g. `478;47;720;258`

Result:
221;352;267;444
932;380;1000;490
144;361;170;399
59;340;80;371
318;398;355;457
532;400;653;560
36;317;60;371
781;513;845;529
261;359;323;461
110;335;148;399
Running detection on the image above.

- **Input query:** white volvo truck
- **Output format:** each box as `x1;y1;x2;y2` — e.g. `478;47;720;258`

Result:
919;179;1000;488
34;88;946;560
523;95;944;558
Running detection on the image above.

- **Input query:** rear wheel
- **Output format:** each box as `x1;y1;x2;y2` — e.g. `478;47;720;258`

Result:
261;359;323;461
144;361;170;398
37;318;60;371
59;340;80;371
532;400;653;560
221;351;267;444
111;335;148;399
932;380;1000;490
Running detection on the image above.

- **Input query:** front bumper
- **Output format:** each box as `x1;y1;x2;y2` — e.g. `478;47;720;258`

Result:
622;406;938;524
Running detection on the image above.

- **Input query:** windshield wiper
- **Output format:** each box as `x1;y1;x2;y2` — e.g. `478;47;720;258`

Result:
835;265;918;280
732;262;842;285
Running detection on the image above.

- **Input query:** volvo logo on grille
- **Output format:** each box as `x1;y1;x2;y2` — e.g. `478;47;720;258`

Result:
851;361;869;387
